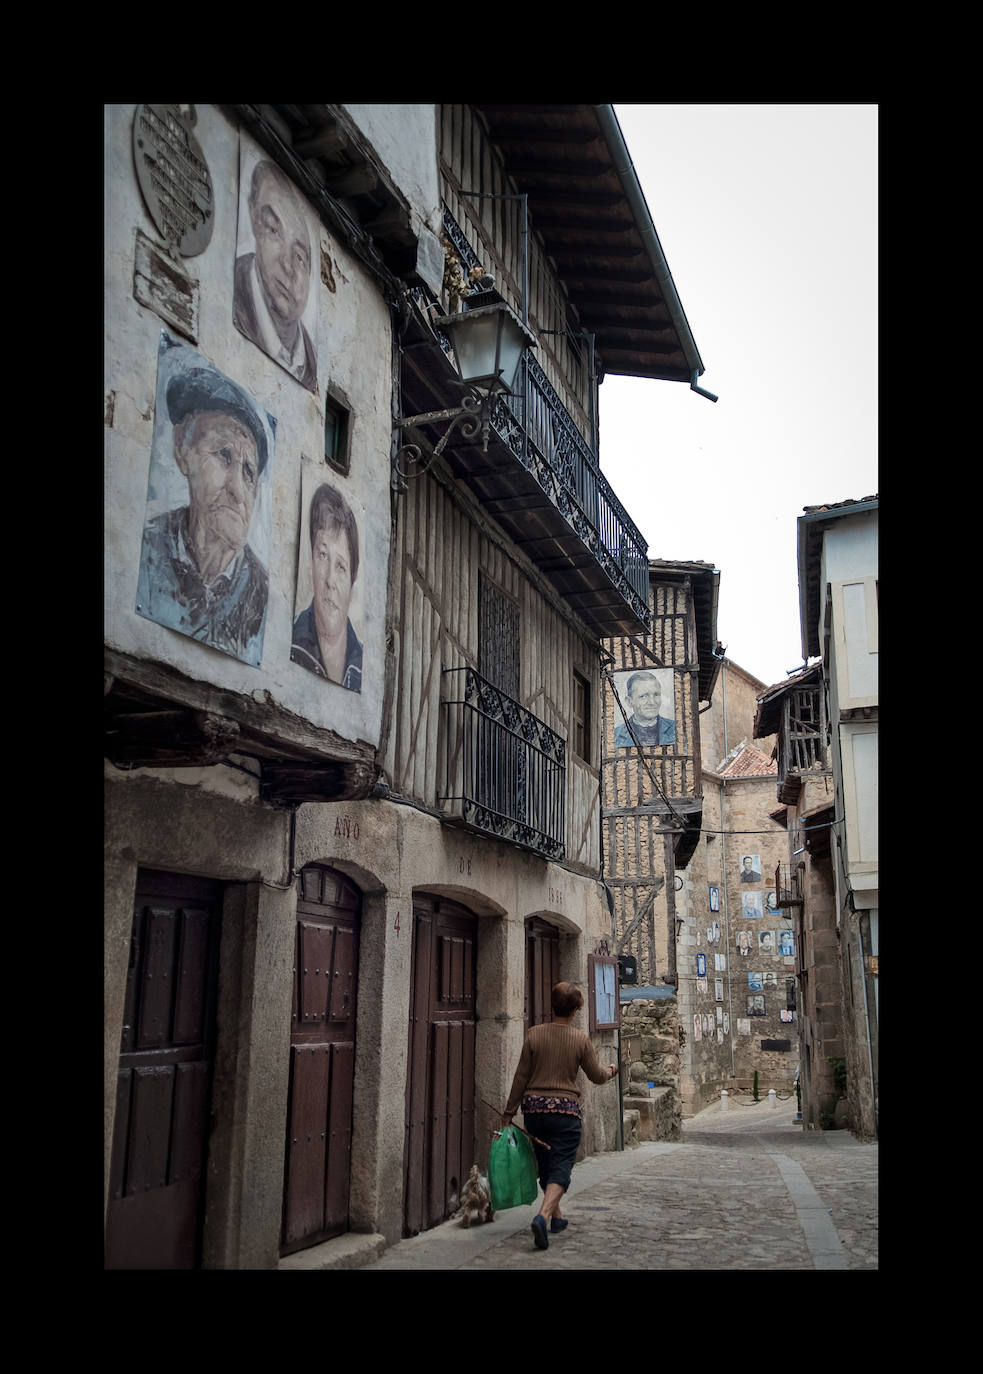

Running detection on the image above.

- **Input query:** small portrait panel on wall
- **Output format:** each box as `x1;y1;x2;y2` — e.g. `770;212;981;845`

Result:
748;970;763;990
747;994;766;1017
693;1014;701;1042
739;853;762;883
736;930;752;957
765;889;781;915
709;885;720;912
696;953;707;978
758;929;776;955
741;891;763;920
762;971;778;989
712;921;720;944
779;929;795;957
234;144;319;392
136;333;275;667
612;668;676;747
291;466;364;691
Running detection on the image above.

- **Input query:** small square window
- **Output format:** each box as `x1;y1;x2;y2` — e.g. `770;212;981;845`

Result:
324;396;350;476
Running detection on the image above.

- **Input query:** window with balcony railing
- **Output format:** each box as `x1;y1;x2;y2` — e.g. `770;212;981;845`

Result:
439;666;565;861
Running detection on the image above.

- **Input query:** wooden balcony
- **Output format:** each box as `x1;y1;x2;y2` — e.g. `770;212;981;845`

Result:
399;290;650;639
439;667;565;861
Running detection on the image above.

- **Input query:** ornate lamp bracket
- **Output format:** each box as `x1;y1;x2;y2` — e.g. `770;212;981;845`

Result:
392;388;490;491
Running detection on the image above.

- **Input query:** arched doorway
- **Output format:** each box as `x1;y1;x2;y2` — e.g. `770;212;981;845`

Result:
403;893;478;1236
281;864;361;1256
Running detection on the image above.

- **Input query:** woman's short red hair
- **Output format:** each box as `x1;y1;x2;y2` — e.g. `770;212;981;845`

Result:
551;981;584;1016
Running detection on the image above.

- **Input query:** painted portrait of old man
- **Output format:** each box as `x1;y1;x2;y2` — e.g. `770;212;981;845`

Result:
234;147;319;392
136;334;276;667
612;667;676;748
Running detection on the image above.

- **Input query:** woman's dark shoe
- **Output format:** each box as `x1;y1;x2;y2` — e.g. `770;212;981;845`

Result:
550;1217;569;1233
531;1214;549;1250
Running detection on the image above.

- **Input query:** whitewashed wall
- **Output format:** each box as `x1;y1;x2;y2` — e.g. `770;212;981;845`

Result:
104;104;394;749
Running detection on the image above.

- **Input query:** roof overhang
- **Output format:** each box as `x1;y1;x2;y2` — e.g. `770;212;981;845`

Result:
648;560;721;702
471;104;706;385
753;665;822;739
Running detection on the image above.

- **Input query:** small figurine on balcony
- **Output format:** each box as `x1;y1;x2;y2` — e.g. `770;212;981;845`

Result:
442;239;487;313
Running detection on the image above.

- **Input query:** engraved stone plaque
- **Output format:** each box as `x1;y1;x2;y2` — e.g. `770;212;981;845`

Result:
132;105;214;257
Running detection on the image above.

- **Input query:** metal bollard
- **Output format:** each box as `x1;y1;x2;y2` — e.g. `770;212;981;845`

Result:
721;1089;729;1111
768;1089;777;1109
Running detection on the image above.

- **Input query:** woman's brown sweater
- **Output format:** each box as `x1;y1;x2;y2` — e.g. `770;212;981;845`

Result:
504;1020;611;1115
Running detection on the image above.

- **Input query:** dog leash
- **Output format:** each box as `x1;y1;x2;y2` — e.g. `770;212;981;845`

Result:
480;1095;551;1150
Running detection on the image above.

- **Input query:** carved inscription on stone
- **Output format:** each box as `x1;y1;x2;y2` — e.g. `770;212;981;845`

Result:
132;105;214;257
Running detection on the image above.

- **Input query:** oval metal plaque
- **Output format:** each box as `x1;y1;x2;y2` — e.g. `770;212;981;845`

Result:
132;105;214;257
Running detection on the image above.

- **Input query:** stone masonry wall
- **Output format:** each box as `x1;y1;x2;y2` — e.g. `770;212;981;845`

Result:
619;997;683;1142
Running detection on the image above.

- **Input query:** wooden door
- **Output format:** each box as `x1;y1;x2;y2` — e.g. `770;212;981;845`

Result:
106;870;222;1270
525;916;559;1030
403;895;477;1236
281;865;361;1256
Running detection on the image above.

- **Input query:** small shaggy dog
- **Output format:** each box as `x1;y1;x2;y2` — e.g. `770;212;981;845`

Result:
456;1165;494;1227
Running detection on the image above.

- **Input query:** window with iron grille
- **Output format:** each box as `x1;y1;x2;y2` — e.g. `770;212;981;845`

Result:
479;573;520;699
572;668;591;762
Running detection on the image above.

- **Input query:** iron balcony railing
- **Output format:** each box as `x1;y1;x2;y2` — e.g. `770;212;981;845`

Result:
429;208;650;628
439;666;565;861
495;354;650;625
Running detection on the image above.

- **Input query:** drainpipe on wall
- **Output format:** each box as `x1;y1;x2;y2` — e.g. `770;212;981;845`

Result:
711;649;736;1079
719;779;736;1079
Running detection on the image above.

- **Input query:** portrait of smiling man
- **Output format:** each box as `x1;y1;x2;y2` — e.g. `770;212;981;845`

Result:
291;480;363;691
613;669;676;747
136;338;274;666
234;154;318;391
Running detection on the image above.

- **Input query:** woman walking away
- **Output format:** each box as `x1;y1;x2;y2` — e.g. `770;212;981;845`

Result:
502;981;619;1251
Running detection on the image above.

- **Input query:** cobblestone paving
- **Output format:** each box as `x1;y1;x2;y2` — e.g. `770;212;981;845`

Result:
363;1095;877;1271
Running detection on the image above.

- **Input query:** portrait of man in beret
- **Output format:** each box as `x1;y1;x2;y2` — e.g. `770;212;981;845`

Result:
136;336;275;666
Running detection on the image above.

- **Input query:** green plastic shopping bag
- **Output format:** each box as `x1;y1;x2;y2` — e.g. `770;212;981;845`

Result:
488;1125;539;1210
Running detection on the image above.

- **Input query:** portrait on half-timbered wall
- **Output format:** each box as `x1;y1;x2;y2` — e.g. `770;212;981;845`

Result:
291;464;364;692
234;144;319;392
612;667;675;747
136;333;275;667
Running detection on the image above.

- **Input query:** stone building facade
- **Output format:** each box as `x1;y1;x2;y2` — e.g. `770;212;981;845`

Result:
105;104;711;1267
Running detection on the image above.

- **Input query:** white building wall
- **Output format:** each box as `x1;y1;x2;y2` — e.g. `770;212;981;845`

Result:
105;104;394;749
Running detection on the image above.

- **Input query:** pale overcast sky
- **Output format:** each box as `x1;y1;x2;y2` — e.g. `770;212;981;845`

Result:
598;104;878;690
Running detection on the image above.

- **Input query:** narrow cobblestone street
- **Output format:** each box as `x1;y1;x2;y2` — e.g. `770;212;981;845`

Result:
359;1094;877;1271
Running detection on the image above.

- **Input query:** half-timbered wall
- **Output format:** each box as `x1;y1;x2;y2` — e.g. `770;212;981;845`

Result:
386;463;601;872
601;576;703;982
438;105;594;450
